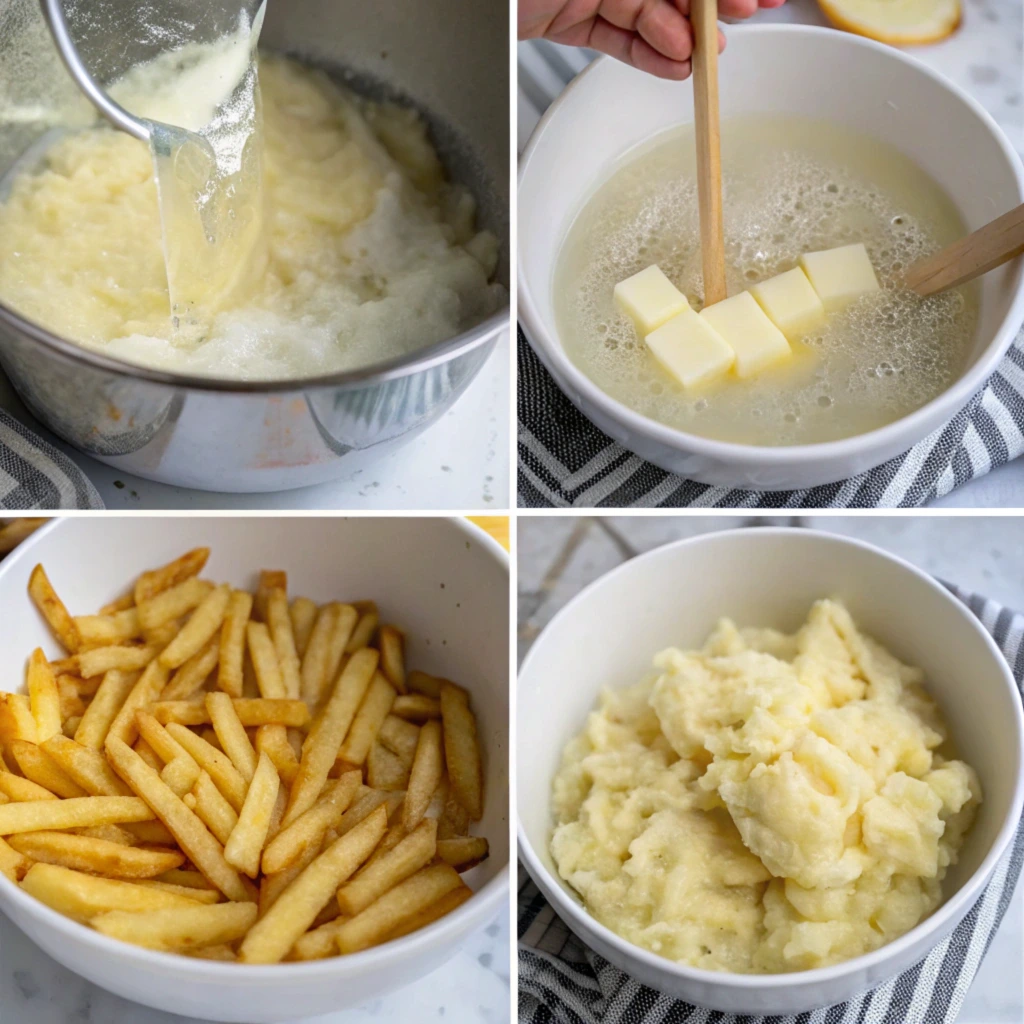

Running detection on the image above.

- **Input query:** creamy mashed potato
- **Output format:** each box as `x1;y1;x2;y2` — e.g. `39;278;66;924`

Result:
0;55;504;380
551;599;980;973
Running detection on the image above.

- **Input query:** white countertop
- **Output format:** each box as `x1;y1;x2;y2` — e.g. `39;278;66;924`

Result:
0;904;510;1024
0;331;510;511
518;0;1024;508
518;514;1024;1023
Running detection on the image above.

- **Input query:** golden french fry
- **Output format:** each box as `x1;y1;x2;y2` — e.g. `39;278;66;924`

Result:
247;621;288;700
138;578;215;632
338;673;395;767
337;818;437;916
123;820;176;846
334;862;462;954
62;715;82;738
9;739;88;798
377;626;406;694
0;796;153;834
367;742;411;792
299;604;339;706
77;645;157;680
206;692;258;783
29;565;80;652
27;649;61;742
74;824;134;845
161;757;201;797
391;694;441;722
403;721;444;831
224;753;280;878
151;699;309;729
436;836;489;872
160;636;220;701
0;835;32;882
134;548;211;605
254;570;287;623
378;715;420;766
0;692;38;744
41;735;132;796
261;771;361;875
216;589;253;698
160;584;231;669
0;518;47;555
188;943;237;961
440;684;483;821
105;738;252;902
98;592;135;616
407;670;444;698
385;884;472;940
238;806;387;964
143;620;183;651
134;712;195;768
7;831;184;878
189;771;239;847
438;786;471;839
21;864;206;922
345;607;378;655
267;589;301;700
255;725;299;786
0;771;58;802
327;608;360;686
57;678;85;724
164;724;248;812
74;670;139;750
284;648;378;827
106;659;171;747
93;900;257;951
157;868;216;890
289;914;350;960
74;609;142;647
289;598;318;660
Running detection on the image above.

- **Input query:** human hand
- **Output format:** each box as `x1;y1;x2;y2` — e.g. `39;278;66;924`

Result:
519;0;787;80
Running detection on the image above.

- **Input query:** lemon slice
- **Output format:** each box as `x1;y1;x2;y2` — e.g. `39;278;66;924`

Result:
817;0;960;45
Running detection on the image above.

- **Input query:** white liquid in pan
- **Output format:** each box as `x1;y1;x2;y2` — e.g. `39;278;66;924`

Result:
554;117;977;446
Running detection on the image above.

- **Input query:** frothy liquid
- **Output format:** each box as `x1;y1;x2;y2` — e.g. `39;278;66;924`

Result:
554;116;977;446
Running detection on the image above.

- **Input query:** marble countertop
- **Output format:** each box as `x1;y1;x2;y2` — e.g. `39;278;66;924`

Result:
518;515;1024;1023
0;331;510;511
0;905;509;1024
517;0;1024;509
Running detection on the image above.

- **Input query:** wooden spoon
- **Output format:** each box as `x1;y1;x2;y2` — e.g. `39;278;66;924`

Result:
904;202;1024;297
691;0;728;307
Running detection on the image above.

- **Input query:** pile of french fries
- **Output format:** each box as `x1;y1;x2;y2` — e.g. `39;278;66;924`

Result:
0;548;489;962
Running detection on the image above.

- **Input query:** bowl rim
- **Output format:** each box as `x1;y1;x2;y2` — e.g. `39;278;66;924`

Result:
0;515;510;981
0;298;510;394
516;525;1024;991
517;23;1024;468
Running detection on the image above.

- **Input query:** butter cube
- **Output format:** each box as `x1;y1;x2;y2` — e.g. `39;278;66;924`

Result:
749;267;825;340
613;265;688;336
799;243;880;313
645;306;734;390
699;291;790;378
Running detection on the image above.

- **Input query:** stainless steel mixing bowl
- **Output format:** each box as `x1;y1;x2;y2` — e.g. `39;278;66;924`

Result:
0;0;509;493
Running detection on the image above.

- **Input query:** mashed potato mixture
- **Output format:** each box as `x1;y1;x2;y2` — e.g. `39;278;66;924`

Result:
551;599;981;973
0;54;504;379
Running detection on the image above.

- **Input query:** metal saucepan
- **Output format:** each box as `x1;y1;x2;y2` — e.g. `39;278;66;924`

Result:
0;0;509;492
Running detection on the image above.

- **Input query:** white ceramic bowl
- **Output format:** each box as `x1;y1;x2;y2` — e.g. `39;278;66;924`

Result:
517;527;1024;1014
0;517;509;1023
518;26;1024;491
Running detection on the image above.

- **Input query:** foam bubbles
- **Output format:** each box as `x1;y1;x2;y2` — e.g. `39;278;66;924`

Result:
554;115;977;446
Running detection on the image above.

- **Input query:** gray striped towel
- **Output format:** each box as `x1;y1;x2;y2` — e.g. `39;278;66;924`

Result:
0;409;103;509
517;39;1024;508
518;583;1024;1024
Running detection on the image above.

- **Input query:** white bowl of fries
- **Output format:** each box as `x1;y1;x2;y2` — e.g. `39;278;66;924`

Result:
0;517;509;1023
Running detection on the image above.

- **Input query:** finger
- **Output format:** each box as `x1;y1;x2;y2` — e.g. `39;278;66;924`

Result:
632;1;694;62
588;18;695;79
718;0;759;18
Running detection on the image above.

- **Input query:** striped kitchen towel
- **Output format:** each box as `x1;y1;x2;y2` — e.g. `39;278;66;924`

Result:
0;409;104;510
518;583;1024;1024
517;39;1024;508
